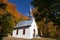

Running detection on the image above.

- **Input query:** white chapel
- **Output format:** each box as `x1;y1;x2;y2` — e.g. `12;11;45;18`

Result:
12;6;38;39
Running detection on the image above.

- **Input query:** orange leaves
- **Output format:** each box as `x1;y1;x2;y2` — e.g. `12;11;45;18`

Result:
0;0;8;3
0;10;4;15
6;2;21;19
0;0;29;21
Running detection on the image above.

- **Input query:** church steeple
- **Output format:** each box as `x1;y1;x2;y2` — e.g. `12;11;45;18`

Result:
30;6;32;14
29;6;34;20
29;6;33;16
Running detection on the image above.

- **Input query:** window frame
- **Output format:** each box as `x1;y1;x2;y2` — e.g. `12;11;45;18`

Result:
23;27;25;35
16;29;18;35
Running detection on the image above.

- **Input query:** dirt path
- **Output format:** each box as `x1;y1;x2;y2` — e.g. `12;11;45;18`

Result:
3;37;56;40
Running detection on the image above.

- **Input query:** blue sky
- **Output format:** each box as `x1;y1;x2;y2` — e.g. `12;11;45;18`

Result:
8;0;33;16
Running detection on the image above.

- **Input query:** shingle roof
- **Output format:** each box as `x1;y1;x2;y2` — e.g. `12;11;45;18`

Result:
14;10;35;28
14;20;33;28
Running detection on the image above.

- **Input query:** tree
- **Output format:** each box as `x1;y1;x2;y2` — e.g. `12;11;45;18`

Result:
0;0;29;40
31;0;60;37
0;11;15;40
31;0;60;24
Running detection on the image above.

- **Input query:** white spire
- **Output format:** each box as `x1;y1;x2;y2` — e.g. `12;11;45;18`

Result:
29;6;34;20
30;6;32;14
30;5;33;16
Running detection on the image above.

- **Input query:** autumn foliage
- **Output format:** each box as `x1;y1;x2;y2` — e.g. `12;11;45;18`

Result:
0;0;28;40
31;0;60;39
0;0;28;21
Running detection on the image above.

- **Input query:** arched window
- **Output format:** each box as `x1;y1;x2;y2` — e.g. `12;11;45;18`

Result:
23;27;25;35
33;29;35;37
16;29;18;35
